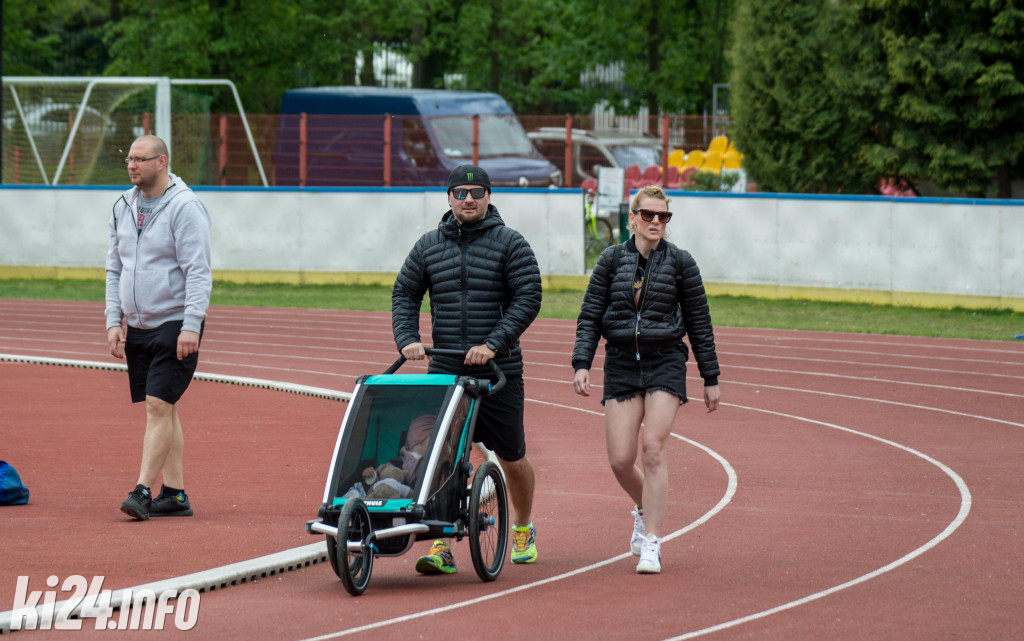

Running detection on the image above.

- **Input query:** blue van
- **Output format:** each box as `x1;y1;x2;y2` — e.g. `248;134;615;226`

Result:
274;87;562;188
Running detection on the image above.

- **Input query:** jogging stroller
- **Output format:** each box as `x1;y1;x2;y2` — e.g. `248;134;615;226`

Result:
306;349;509;595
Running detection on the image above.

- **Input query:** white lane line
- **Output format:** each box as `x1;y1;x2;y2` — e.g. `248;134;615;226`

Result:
724;364;1024;398
298;401;968;641
299;433;738;641
5;347;1021;430
660;403;972;641
0;351;733;640
0;328;983;640
2;305;1019;355
723;339;1024;365
724;379;1024;429
722;350;1024;380
715;330;1022;355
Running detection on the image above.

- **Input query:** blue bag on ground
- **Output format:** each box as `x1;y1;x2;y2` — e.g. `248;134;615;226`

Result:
0;460;30;505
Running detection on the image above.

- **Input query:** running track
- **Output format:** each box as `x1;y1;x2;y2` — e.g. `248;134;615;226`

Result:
1;299;1022;640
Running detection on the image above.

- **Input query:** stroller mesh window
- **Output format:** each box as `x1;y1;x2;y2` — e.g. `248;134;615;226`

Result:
422;394;473;519
332;384;450;503
427;395;471;496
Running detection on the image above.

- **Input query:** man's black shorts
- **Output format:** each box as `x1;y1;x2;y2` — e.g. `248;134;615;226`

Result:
472;374;527;463
124;320;203;404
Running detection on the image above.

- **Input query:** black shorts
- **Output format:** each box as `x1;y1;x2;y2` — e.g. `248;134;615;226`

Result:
124;320;203;404
472;375;527;463
602;341;688;405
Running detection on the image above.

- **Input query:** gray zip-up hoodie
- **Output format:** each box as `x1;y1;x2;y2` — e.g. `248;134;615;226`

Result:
105;173;212;334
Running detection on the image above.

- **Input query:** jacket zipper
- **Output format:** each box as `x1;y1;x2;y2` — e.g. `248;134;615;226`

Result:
125;187;173;328
634;251;657;361
127;195;144;326
460;226;469;352
130;194;156;326
133;228;142;325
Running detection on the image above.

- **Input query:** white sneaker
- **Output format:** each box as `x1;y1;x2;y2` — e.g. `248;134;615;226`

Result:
630;506;645;556
636;534;661;574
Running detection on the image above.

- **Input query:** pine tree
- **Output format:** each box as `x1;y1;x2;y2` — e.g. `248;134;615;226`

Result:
729;0;874;194
861;0;1024;198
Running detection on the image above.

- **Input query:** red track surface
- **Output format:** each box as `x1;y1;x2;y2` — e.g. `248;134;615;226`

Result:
1;299;1022;640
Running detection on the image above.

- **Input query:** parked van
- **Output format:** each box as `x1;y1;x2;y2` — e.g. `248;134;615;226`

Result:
528;127;663;186
275;87;562;188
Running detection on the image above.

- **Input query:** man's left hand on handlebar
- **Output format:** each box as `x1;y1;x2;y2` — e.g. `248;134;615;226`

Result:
464;344;496;366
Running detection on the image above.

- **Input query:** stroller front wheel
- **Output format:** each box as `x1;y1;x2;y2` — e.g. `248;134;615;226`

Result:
337;499;374;596
325;534;343;579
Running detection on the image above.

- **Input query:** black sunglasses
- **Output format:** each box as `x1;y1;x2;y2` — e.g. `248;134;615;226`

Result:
633;209;673;223
451;187;488;200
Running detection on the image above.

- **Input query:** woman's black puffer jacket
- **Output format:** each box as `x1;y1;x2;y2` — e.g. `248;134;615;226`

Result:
392;205;542;377
572;236;719;385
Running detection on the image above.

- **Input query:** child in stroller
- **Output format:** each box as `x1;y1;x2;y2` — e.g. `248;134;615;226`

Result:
359;414;436;499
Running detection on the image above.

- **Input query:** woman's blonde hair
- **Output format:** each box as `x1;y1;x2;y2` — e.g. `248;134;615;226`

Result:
627;185;672;236
629;184;670;211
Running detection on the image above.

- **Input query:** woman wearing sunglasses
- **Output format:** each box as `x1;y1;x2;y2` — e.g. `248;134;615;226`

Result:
571;184;721;574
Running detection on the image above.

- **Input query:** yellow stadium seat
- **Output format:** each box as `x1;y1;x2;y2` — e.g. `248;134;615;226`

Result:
682;149;704;170
707;135;729;155
702;150;723;174
722;149;743;170
667;149;685;169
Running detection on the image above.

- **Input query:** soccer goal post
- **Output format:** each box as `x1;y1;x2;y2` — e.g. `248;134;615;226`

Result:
2;76;267;187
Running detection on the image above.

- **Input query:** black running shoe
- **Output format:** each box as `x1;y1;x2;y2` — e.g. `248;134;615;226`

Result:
150;486;193;517
120;484;151;521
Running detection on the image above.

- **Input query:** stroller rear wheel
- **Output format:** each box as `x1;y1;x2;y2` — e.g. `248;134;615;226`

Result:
336;498;374;595
468;460;508;581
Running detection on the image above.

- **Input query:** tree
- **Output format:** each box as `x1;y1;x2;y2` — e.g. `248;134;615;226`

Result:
103;0;397;112
729;0;875;194
552;0;735;117
731;0;1024;197
858;0;1024;198
402;0;735;116
7;0;738;117
2;0;107;76
405;0;580;112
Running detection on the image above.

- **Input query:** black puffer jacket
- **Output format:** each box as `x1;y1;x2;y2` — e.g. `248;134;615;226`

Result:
572;236;719;385
392;205;542;376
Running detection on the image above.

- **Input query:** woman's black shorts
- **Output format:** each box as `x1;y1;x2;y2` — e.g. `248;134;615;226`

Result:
601;341;688;405
125;320;203;404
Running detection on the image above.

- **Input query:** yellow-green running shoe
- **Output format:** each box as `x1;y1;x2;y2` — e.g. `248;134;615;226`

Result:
511;523;537;564
415;540;457;574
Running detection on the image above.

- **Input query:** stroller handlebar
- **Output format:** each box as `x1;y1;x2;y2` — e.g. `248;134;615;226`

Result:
384;348;507;397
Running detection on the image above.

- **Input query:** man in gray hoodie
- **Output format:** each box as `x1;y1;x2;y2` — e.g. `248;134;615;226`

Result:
105;135;212;521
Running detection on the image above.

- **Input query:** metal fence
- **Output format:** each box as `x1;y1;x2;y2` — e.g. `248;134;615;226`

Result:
2;111;731;187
